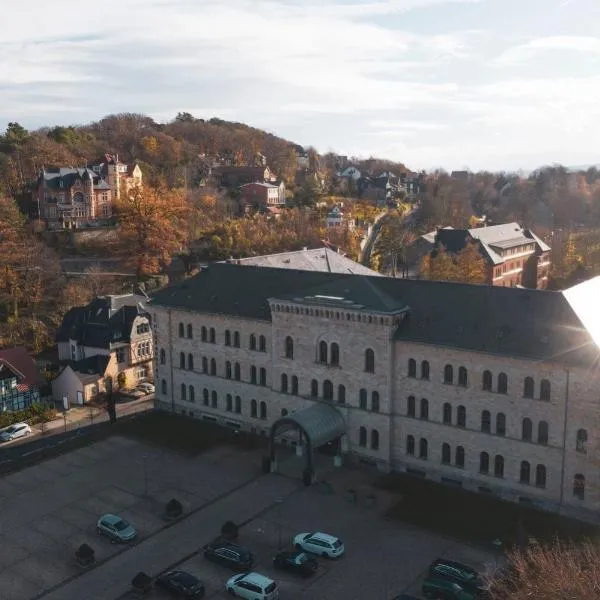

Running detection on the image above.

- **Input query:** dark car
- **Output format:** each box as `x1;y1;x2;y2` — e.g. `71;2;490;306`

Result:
156;570;205;598
273;550;318;577
429;559;489;597
391;595;421;600
203;540;254;571
422;577;476;600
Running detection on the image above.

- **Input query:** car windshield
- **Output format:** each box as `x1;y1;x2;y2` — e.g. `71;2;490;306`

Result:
5;426;16;433
114;519;130;531
333;539;342;548
265;582;277;593
295;553;309;564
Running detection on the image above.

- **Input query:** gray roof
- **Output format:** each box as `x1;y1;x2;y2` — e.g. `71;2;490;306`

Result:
275;403;346;447
40;167;108;191
422;226;453;245
226;247;380;277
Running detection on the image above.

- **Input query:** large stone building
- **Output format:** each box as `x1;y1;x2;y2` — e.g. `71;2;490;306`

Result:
148;264;600;520
92;154;143;201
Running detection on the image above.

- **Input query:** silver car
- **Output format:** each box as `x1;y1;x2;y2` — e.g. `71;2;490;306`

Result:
0;422;32;442
96;514;137;543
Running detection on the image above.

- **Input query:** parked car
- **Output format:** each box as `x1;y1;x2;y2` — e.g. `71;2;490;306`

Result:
203;540;254;571
96;514;137;543
155;570;205;598
0;422;31;442
429;559;489;597
137;382;155;395
225;572;278;600
391;595;421;600
273;550;318;577
293;531;344;558
422;577;476;600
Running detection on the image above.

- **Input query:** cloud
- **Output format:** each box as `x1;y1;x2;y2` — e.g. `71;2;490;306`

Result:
493;36;600;66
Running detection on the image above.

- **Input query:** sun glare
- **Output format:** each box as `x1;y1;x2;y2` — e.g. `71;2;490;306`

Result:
562;276;600;348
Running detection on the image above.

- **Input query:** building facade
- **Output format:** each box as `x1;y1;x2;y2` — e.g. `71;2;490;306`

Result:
92;154;143;201
149;264;600;521
240;182;283;211
0;347;43;411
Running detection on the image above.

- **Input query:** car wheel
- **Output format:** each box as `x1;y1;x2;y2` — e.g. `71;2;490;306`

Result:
321;552;328;558
227;588;235;596
295;543;302;550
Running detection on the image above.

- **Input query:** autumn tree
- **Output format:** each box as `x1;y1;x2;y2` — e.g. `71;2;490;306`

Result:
456;241;488;283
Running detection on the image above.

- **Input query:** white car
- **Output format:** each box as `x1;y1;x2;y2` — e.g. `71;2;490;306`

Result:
226;572;279;600
294;531;345;558
0;422;32;442
136;382;155;395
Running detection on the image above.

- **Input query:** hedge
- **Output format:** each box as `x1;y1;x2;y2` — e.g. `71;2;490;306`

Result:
0;403;57;429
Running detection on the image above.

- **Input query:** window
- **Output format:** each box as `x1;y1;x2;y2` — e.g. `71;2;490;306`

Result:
225;361;232;379
458;367;468;387
203;388;209;405
181;383;186;401
330;343;340;366
323;380;333;401
225;330;231;346
371;429;380;450
419;438;428;459
420;398;429;420
407;395;416;417
540;379;551;402
494;455;504;478
496;413;506;436
178;323;184;338
359;427;367;447
311;379;319;397
201;326;207;342
359;388;368;410
455;446;465;468
161;379;167;394
522;418;533;442
338;385;346;405
408;358;417;378
371;391;380;412
520;461;531;484
281;374;288;393
285;336;294;359
535;465;546;488
250;366;257;385
179;352;185;369
454;406;466;428
211;391;217;408
523;376;534;399
250;334;257;350
251;399;257;418
421;360;430;380
406;435;415;455
209;328;216;343
365;348;375;373
159;349;166;365
187;324;193;339
210;358;216;376
498;372;508;394
188;353;194;371
226;394;233;412
576;429;588;454
189;385;195;403
482;370;492;391
538;421;549;445
259;368;266;386
479;452;489;474
441;443;451;464
444;364;453;384
573;474;585;500
319;341;328;364
234;362;241;381
443;403;452;424
235;396;241;413
259;335;266;352
291;376;299;395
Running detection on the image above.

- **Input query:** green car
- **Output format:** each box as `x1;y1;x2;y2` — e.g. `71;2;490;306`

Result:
422;576;477;600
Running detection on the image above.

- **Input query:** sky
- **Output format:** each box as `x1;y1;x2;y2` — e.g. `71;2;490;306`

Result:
1;0;599;171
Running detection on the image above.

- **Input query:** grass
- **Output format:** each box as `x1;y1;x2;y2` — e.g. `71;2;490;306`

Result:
376;472;600;549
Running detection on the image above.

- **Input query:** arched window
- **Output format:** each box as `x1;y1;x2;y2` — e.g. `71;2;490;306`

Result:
161;379;167;394
210;358;216;376
407;395;416;417
419;438;428;459
291;376;299;395
523;377;534;398
408;358;417;377
281;374;288;393
371;391;380;412
522;418;532;441
250;366;257;384
211;391;217;408
330;343;340;366
235;396;241;413
496;413;506;436
311;379;319;397
481;410;491;433
323;380;333;401
359;389;368;410
285;336;294;359
181;383;187;401
250;399;257;418
442;403;452;424
259;368;266;386
573;474;585;499
444;364;453;384
420;398;429;420
187;324;193;339
226;394;233;412
359;427;367;447
498;372;508;394
202;357;208;373
421;360;430;380
209;327;215;343
250;334;257;350
538;421;549;445
494;455;504;478
576;429;588;454
479;452;489;474
365;348;375;373
406;435;415;455
188;353;194;371
441;443;451;464
457;405;466;428
234;362;241;381
189;385;195;403
159;349;166;365
259;335;266;352
338;385;346;405
201;326;207;342
319;341;328;364
225;330;231;346
458;367;468;387
179;352;185;369
371;429;380;450
540;379;551;401
482;370;493;391
233;331;240;348
203;388;209;405
535;464;547;488
520;461;531;483
455;446;465;468
225;361;232;379
178;323;184;337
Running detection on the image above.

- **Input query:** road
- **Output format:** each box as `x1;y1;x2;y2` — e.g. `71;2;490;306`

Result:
359;210;389;266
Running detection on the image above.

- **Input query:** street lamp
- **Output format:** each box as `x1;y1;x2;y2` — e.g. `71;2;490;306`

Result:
142;455;148;497
275;497;284;550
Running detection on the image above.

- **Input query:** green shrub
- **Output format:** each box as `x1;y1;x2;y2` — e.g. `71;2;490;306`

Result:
0;404;57;429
